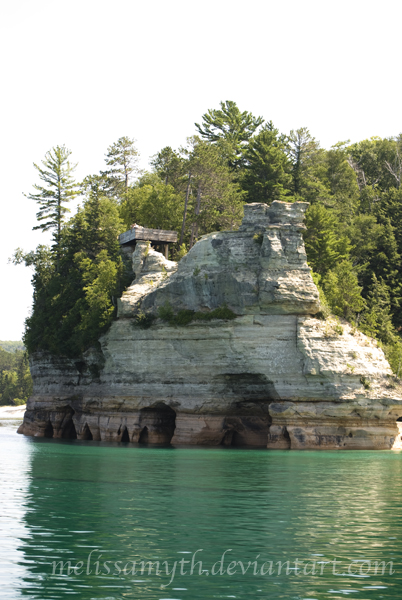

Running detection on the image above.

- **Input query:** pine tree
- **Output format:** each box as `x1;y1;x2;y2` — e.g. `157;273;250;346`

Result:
303;204;351;275
195;100;264;169
150;146;184;187
242;123;293;204
104;136;140;198
25;145;78;261
360;275;396;344
323;260;366;321
181;138;244;248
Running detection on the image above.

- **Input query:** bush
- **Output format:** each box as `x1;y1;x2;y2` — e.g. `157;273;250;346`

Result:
158;302;237;326
134;311;157;329
253;233;264;246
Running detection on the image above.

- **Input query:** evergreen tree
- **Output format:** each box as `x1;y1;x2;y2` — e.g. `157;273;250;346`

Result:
19;195;129;357
150;146;184;187
81;173;113;201
181;137;244;248
103;136;140;198
0;348;32;406
360;275;396;344
325;142;360;220
323;260;366;321
287;128;322;197
25;145;79;262
303;204;351;275
195;100;264;169
242;123;293;204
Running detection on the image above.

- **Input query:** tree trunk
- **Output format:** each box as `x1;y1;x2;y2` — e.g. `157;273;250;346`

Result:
179;171;192;246
189;184;202;249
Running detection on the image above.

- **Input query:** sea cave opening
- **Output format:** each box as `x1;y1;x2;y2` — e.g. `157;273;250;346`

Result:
138;426;149;444
138;404;176;444
221;430;243;447
121;426;130;443
44;421;54;438
62;420;77;439
82;423;93;441
59;407;78;440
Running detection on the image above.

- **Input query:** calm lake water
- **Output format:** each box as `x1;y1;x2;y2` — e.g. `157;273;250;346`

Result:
1;421;402;600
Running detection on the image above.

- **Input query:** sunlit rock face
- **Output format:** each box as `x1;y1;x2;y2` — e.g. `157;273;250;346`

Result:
18;202;402;449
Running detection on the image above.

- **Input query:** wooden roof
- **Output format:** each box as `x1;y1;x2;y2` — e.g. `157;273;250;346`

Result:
119;226;178;246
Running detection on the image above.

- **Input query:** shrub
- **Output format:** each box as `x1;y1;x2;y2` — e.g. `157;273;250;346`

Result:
253;233;264;246
158;302;237;326
134;311;157;329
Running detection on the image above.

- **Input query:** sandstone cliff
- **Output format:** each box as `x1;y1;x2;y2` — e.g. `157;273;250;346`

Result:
18;202;402;449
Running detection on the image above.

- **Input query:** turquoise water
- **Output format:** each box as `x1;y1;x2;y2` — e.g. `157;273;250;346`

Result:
1;422;402;600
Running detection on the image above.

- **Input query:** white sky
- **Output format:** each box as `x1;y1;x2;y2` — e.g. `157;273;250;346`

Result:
0;0;401;340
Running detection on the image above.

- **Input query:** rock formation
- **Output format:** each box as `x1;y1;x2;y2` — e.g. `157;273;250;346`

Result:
18;201;402;449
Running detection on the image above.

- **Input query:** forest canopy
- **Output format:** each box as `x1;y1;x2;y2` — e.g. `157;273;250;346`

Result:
14;101;402;377
0;345;32;406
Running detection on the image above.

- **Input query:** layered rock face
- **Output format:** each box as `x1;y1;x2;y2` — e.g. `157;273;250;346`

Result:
19;202;402;449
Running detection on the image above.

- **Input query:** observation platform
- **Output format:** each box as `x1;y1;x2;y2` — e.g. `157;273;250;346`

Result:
119;225;178;258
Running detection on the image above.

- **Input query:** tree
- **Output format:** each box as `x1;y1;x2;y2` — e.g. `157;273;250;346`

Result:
195;100;264;169
25;145;79;260
17;193;129;358
323;260;366;321
348;137;398;193
0;347;32;406
180;137;244;248
81;173;113;202
120;173;184;232
303;204;351;275
360;275;396;344
287;128;322;196
242;123;293;203
104;136;140;198
150;146;184;188
324;142;360;220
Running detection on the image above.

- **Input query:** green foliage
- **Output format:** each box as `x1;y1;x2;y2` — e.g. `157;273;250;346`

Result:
358;274;402;375
150;146;184;187
183;137;245;247
120;174;184;232
0;341;25;353
360;376;371;390
304;204;351;275
242;123;293;203
158;302;237;326
20;194;129;357
0;348;32;406
195;100;264;169
286;128;326;201
14;112;402;379
382;341;402;378
322;260;366;321
323;318;344;338
24;145;79;258
311;272;331;319
103;136;140;198
175;243;188;261
253;233;264;246
134;311;157;329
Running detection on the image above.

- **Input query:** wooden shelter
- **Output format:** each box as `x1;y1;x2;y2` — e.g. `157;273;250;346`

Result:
119;225;178;259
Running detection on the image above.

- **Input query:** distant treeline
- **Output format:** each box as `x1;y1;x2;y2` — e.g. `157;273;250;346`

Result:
13;101;402;373
0;340;25;353
0;345;32;406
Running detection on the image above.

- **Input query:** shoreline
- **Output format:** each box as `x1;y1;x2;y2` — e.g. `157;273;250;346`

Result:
0;405;26;419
